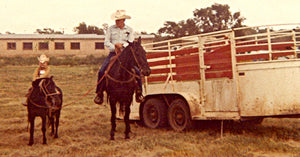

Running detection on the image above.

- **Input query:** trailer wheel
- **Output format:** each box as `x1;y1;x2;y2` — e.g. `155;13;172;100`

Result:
168;99;192;131
142;98;168;129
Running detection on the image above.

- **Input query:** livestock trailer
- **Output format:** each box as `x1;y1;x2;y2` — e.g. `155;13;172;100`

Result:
128;24;300;131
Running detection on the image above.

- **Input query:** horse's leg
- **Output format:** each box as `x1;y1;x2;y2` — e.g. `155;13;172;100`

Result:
41;115;47;144
28;116;35;146
109;98;117;140
54;110;61;138
49;114;55;136
124;102;131;139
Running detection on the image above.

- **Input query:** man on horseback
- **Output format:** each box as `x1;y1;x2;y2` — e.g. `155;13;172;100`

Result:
94;10;144;105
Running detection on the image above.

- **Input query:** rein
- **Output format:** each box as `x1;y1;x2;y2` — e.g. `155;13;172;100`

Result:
106;73;135;84
58;42;144;108
106;45;142;84
28;79;61;110
60;49;122;108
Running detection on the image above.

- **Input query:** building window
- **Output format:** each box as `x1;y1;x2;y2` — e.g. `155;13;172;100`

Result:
95;42;104;49
23;42;33;50
71;42;80;50
55;42;64;50
7;42;16;50
39;42;49;50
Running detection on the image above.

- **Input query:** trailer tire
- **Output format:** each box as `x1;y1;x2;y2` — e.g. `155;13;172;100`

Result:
142;98;168;129
168;99;192;131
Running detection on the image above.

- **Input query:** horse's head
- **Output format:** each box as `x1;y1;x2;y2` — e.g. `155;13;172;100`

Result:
127;37;151;76
32;76;62;109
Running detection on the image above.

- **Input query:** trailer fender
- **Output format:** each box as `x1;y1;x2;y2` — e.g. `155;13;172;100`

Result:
175;92;201;117
144;92;201;117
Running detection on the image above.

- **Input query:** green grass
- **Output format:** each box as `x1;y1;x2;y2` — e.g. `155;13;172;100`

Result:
0;65;299;157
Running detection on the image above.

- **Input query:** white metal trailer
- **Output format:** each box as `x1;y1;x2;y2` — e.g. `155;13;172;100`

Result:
128;24;300;131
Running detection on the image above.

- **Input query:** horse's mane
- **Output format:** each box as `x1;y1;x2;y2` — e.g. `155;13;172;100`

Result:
32;77;54;87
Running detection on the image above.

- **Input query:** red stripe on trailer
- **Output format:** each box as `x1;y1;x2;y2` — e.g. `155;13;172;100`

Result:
148;60;169;67
236;42;293;53
150;68;171;74
147;52;169;59
146;48;199;59
146;75;168;83
171;48;199;56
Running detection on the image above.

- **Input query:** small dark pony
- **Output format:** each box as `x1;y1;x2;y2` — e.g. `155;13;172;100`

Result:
27;76;63;145
99;37;151;140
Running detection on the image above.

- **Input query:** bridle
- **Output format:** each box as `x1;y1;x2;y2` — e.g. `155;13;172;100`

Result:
106;43;144;84
129;46;143;70
40;79;61;97
28;79;61;110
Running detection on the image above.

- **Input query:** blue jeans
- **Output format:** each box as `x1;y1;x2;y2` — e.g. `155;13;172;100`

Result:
96;52;142;93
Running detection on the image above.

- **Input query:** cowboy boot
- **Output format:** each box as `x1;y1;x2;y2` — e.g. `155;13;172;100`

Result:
135;87;144;103
22;87;33;106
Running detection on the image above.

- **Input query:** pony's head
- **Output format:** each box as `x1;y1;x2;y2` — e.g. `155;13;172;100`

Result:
32;76;62;109
127;37;151;76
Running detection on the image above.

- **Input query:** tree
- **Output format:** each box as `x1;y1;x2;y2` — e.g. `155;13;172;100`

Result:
158;18;200;39
193;3;245;33
35;28;63;34
73;22;104;35
157;3;246;40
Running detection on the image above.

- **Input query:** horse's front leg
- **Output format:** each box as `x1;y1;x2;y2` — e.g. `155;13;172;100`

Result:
28;116;35;146
41;115;47;144
54;110;61;138
109;99;117;140
124;103;131;139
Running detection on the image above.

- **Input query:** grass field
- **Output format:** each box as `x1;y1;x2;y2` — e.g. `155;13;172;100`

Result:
0;65;299;157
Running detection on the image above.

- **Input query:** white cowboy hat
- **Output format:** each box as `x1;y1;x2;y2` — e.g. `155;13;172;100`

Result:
111;10;131;20
37;54;49;63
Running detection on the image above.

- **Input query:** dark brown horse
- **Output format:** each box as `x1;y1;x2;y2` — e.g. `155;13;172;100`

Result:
27;76;62;145
99;37;151;140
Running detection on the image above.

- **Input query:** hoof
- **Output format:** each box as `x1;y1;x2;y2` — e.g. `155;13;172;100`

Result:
28;143;33;146
110;137;115;140
94;95;103;105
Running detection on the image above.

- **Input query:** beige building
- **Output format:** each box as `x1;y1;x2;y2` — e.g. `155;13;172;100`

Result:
0;34;154;57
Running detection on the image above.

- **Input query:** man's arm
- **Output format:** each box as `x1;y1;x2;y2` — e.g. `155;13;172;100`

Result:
104;27;115;52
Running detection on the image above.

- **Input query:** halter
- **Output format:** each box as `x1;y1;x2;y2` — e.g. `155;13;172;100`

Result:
40;79;61;97
106;43;143;84
130;46;143;70
28;79;61;110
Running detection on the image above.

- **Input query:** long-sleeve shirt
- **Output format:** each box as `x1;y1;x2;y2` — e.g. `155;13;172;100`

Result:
32;66;50;81
104;25;134;52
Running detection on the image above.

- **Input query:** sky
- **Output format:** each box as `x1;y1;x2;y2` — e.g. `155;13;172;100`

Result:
1;0;300;34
